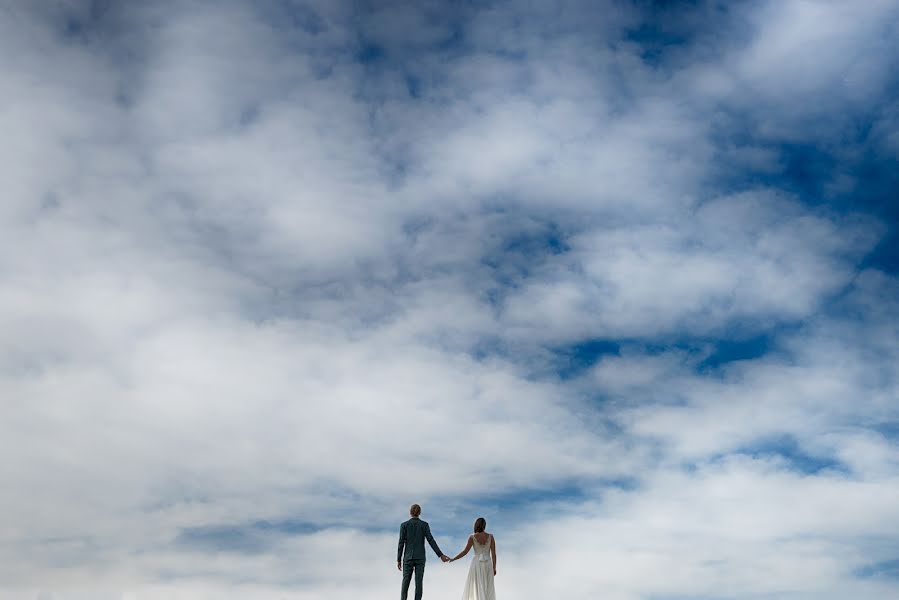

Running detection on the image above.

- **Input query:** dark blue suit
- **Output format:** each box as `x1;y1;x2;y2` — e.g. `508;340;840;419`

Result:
398;517;443;600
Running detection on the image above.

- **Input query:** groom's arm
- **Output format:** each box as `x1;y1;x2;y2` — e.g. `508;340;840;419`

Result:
397;522;407;564
424;523;445;559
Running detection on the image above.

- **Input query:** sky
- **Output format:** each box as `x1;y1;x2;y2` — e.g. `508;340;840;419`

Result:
1;0;898;598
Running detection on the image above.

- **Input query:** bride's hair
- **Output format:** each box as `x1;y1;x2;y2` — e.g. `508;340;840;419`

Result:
473;517;486;533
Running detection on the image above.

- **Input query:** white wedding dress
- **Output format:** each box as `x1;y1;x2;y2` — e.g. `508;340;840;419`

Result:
460;533;496;600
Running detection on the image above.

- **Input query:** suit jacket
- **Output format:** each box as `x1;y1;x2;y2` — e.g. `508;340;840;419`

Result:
397;517;443;562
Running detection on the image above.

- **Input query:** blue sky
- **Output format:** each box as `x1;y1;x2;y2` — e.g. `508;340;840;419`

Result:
1;1;898;599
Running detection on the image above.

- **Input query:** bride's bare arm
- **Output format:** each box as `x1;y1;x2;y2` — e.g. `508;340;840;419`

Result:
490;535;497;575
450;536;473;562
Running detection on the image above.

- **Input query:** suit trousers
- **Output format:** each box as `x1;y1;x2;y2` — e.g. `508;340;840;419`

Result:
401;559;426;600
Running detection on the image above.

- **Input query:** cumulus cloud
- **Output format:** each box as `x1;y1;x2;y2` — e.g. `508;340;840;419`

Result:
1;1;898;599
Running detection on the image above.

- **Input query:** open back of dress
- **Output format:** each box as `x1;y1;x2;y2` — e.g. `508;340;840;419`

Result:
461;534;496;600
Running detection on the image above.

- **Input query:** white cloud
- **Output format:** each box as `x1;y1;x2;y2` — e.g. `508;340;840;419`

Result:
1;1;897;598
501;191;878;341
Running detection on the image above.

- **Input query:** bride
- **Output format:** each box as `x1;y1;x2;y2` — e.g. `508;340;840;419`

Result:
448;517;497;600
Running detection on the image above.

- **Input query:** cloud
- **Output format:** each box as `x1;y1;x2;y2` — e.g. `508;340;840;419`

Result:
1;1;898;598
502;191;878;341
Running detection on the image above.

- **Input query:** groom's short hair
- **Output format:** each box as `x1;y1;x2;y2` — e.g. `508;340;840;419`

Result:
410;504;422;517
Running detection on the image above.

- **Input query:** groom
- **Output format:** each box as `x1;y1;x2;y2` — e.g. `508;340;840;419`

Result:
397;503;449;600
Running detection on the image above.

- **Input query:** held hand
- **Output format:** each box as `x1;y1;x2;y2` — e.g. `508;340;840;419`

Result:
440;555;450;563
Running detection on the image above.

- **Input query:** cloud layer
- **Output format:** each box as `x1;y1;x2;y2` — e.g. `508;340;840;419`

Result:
1;1;898;598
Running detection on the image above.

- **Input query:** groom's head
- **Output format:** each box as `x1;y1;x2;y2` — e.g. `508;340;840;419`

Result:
410;504;422;517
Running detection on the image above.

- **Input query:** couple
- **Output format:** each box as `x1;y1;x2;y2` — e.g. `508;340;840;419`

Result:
397;503;497;600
